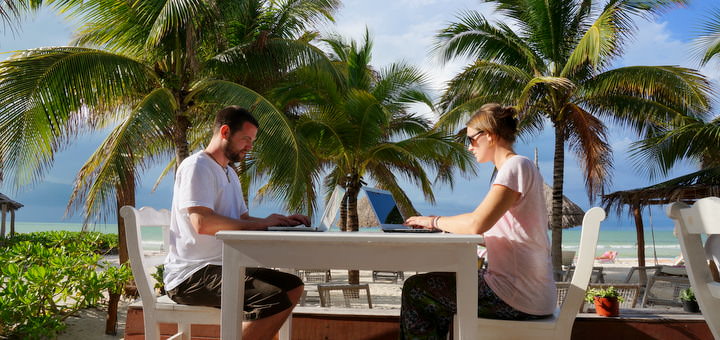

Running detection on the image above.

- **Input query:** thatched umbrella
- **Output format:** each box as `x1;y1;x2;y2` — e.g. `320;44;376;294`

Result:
0;192;23;237
535;149;585;229
543;183;585;229
602;166;720;284
358;195;380;228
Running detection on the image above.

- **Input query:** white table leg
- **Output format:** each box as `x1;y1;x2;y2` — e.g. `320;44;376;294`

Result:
455;248;478;339
222;245;245;340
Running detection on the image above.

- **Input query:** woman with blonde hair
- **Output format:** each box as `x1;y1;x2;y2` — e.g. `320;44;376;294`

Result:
400;103;555;339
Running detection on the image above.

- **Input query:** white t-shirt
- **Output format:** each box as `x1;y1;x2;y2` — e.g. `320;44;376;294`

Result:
483;155;556;315
163;152;248;291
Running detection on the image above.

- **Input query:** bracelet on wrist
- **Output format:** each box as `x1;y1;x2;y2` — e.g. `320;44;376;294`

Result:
432;216;441;229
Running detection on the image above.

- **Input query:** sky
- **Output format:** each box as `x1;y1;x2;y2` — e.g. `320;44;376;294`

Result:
0;0;718;230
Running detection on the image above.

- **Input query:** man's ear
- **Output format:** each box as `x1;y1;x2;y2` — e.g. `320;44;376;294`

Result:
219;125;230;139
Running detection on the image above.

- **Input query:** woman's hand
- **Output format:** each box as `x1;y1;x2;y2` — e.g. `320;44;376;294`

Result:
404;215;435;230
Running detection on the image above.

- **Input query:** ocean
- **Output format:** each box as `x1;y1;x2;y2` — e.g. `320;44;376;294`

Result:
10;222;681;261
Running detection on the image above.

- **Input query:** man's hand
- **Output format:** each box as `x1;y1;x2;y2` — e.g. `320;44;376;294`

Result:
264;213;295;227
287;214;310;226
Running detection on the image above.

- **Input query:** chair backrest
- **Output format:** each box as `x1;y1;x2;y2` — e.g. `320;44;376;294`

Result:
668;197;720;339
557;207;605;331
120;205;171;312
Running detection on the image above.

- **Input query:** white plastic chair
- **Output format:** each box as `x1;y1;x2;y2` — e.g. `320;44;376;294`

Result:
667;197;720;339
456;207;605;340
121;206;221;339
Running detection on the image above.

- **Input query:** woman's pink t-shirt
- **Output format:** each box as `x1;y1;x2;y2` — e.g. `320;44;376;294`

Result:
483;156;556;315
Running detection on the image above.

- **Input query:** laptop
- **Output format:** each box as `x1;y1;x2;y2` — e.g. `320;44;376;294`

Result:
267;185;344;232
363;187;439;233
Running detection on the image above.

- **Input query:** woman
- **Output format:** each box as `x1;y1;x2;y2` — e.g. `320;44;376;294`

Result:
400;103;556;339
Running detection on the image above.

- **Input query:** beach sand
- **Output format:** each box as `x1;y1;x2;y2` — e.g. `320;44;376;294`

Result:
57;258;689;339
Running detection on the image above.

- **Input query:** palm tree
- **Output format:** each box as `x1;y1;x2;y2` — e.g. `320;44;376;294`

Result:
433;0;713;278
268;30;475;283
0;0;339;264
630;9;720;177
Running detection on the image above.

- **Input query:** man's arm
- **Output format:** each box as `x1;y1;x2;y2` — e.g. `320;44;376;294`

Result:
188;207;295;235
241;213;310;226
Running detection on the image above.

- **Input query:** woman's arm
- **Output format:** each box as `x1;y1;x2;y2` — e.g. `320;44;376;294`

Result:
404;184;520;234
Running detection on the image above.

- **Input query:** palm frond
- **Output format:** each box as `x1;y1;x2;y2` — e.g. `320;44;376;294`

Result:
0;47;156;187
66;88;177;221
561;4;624;77
581;65;713;135
437;60;532;129
630;115;720;178
563;103;613;198
695;8;720;66
434;9;542;71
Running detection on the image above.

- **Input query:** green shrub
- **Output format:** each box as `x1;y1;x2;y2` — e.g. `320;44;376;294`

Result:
0;231;131;339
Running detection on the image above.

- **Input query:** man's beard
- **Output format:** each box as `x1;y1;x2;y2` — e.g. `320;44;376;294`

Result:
224;146;244;163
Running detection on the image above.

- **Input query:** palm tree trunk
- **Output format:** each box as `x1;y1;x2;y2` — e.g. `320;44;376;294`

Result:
115;168;135;266
551;124;565;281
110;169;135;334
346;172;361;284
173;112;191;167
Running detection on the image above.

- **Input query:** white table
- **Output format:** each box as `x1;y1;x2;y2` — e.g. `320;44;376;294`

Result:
216;231;484;340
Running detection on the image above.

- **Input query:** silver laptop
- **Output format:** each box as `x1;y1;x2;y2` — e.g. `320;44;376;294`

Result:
268;185;344;232
363;187;438;233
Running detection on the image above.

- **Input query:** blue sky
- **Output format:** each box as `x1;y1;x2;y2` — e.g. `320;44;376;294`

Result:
1;0;718;230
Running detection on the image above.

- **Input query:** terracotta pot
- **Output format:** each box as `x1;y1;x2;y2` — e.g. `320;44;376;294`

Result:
593;296;619;317
682;300;700;313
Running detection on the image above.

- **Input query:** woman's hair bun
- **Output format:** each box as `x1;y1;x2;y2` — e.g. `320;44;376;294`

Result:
498;106;517;119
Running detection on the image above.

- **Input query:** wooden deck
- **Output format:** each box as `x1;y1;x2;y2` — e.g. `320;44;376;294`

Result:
125;305;714;340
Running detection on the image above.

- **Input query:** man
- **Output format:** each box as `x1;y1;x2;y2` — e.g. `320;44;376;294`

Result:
164;106;307;338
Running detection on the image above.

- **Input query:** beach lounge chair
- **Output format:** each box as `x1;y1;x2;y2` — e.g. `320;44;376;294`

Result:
456;207;605;340
121;206;292;340
317;283;373;308
667;197;720;339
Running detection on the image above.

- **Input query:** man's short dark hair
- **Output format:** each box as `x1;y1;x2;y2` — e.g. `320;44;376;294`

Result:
214;106;259;134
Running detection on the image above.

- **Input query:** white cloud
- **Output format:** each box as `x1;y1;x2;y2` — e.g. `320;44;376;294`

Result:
617;20;690;68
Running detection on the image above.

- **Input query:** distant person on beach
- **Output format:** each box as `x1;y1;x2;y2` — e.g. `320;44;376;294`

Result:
163;106;307;338
399;103;555;339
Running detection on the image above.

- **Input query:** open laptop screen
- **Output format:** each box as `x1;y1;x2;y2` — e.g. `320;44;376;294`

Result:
364;189;405;224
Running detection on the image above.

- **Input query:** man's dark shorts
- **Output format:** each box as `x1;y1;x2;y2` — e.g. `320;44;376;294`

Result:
167;265;304;321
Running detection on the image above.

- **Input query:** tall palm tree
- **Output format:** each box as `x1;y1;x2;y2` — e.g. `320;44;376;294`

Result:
0;0;339;263
434;0;713;278
269;30;475;283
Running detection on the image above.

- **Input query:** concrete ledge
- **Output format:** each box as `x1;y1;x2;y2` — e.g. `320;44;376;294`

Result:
126;304;713;340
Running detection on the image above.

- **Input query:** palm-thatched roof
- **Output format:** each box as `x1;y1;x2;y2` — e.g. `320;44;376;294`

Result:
602;166;720;212
0;192;23;210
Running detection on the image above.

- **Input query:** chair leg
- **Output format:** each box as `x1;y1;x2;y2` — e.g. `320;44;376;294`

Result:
177;322;191;340
279;317;292;340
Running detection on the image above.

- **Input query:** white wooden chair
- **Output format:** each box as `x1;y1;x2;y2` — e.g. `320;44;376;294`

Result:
121;206;293;340
457;207;605;340
121;206;220;340
667;197;720;339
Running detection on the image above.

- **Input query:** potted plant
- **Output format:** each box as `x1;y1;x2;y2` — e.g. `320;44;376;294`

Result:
585;286;624;317
680;288;700;313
